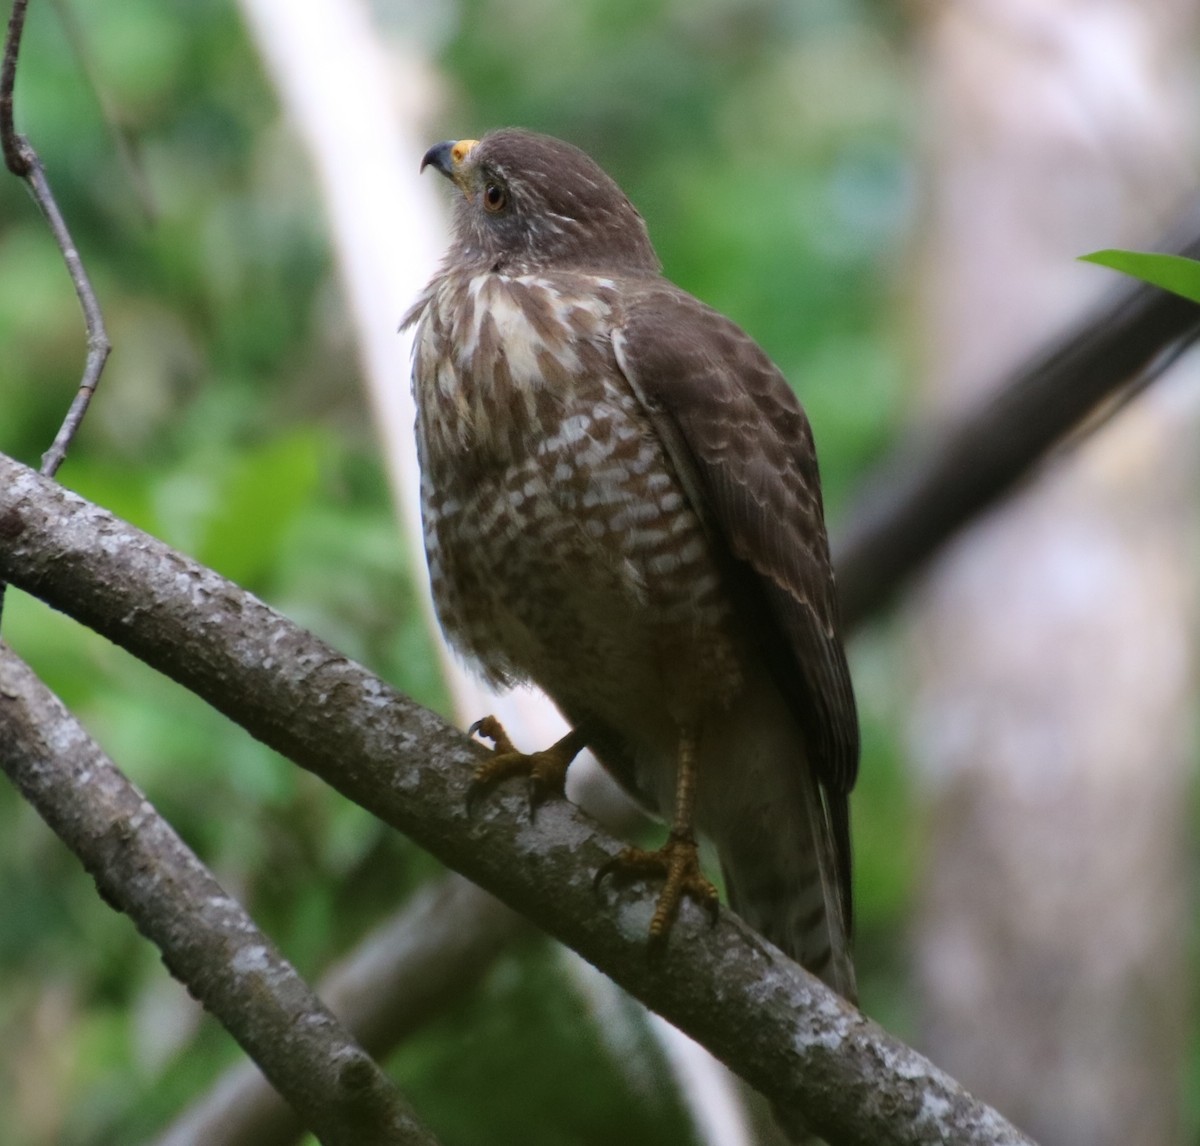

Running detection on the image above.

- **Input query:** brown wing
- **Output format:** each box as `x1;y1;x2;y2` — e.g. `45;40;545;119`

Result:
612;281;859;914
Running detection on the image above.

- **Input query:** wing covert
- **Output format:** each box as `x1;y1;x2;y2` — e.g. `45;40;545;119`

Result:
612;283;859;800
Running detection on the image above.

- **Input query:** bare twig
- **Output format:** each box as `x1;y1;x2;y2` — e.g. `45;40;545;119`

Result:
0;642;442;1146
0;453;1037;1146
156;876;528;1146
833;208;1200;627
1;0;111;480
22;152;111;476
0;0;29;174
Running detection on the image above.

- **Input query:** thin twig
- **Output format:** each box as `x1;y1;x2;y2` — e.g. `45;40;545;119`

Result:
0;642;442;1146
23;147;112;477
1;0;111;479
0;454;1038;1146
0;0;30;175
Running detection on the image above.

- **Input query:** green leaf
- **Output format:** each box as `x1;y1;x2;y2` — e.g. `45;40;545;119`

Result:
1080;249;1200;305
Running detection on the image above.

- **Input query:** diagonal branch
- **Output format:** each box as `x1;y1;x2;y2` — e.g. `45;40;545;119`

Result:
834;208;1200;627
156;875;527;1146
0;452;1035;1146
0;642;441;1146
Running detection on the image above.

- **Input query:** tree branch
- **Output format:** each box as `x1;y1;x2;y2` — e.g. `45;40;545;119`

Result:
0;0;29;174
833;209;1200;627
0;452;1034;1146
2;0;110;480
0;641;441;1146
156;875;528;1146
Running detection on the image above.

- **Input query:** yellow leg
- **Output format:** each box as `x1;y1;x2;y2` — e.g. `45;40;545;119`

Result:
595;728;719;950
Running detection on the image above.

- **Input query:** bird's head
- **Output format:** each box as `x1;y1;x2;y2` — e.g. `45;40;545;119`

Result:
420;128;660;276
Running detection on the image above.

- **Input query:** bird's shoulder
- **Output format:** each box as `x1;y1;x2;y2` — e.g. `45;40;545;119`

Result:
610;279;827;560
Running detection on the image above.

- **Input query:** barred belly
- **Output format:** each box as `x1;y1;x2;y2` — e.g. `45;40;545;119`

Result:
421;392;742;720
411;269;744;742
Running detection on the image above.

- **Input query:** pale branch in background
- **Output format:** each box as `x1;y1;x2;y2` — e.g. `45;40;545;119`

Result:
0;453;1036;1146
0;643;441;1146
235;1;735;1140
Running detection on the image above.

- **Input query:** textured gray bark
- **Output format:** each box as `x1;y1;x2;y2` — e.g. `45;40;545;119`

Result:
0;451;1034;1146
156;876;526;1146
0;644;439;1146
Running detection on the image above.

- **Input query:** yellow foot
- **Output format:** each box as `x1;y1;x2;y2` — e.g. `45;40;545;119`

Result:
595;831;720;951
466;715;586;816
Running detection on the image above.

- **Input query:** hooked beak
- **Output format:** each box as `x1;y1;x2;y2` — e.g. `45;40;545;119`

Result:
420;138;480;188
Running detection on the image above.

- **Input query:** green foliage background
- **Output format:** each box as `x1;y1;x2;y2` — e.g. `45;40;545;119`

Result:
2;2;925;1143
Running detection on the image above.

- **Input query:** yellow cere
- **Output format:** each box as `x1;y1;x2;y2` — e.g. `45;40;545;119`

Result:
451;139;479;165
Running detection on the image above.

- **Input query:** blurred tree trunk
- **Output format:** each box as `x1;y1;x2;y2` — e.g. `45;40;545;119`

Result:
907;3;1198;1144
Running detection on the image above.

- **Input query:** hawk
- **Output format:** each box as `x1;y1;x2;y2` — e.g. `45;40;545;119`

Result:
405;129;858;1000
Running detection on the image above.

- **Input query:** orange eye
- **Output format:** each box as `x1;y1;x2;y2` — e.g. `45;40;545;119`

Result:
483;182;507;212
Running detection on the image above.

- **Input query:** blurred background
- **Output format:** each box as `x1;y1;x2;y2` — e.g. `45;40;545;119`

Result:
0;1;1196;1143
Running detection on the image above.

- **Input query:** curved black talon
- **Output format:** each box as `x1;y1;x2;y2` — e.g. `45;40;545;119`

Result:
593;853;629;895
468;714;517;755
